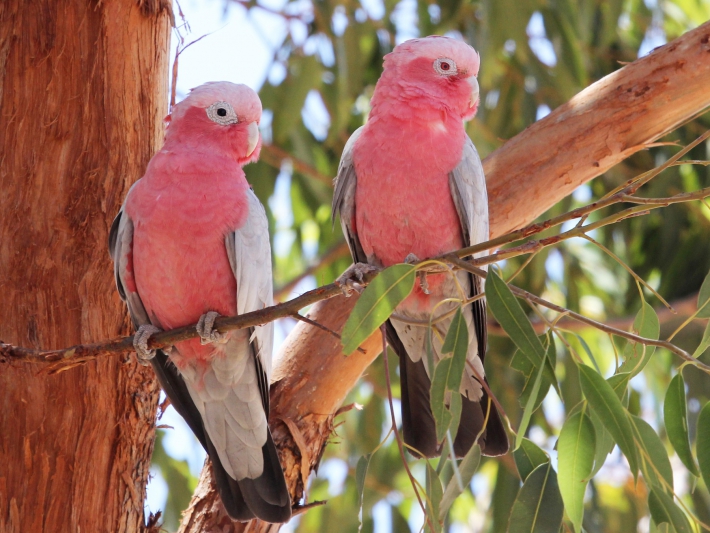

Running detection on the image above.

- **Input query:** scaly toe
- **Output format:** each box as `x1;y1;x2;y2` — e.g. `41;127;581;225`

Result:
133;324;161;366
196;311;228;345
404;253;421;264
336;262;380;296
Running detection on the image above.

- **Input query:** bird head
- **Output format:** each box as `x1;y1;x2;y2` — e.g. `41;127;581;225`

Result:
164;81;262;166
378;36;481;120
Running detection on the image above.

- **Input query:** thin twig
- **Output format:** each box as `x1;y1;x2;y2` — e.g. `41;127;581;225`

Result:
275;241;351;301
448;256;710;374
289;312;366;354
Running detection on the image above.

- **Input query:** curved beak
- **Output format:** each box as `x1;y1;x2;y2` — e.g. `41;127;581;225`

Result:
466;75;480;108
246;122;260;157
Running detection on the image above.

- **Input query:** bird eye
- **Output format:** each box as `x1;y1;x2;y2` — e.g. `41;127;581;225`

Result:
433;57;457;76
206;101;238;125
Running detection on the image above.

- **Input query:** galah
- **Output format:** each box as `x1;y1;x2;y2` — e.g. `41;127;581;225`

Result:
333;37;509;458
109;81;291;522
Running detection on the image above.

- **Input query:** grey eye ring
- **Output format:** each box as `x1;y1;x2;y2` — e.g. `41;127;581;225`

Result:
206;101;239;125
433;57;457;76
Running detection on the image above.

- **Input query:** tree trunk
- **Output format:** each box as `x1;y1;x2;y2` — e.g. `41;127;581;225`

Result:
178;21;710;532
0;1;171;532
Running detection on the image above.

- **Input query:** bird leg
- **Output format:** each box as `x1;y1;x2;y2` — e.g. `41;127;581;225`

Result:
336;262;380;296
196;311;229;345
133;324;162;366
404;253;430;294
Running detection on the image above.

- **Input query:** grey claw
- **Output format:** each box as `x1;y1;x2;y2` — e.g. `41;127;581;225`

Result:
336;262;380;296
404;253;421;264
196;311;228;345
134;324;161;366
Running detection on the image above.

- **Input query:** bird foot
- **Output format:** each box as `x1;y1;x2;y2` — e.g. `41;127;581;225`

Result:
404;253;421;264
134;324;161;366
197;311;229;345
336;263;380;296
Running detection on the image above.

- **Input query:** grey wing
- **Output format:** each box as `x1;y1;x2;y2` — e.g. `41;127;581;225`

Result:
332;126;368;264
449;135;489;375
108;202;150;328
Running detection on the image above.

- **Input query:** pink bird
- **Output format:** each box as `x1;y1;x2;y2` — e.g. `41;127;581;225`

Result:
333;37;508;458
109;82;291;522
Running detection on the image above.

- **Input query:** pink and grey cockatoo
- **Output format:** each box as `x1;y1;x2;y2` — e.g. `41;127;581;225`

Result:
109;82;291;522
333;37;509;458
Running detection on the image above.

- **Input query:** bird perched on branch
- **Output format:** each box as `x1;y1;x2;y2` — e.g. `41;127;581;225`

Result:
109;81;291;523
333;36;509;458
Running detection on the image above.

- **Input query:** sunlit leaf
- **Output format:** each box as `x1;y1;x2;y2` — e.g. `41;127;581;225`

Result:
696;269;710;318
514;438;549;482
557;410;595;533
426;462;443;533
648;489;693;533
617;301;659;376
697;401;710;492
579;365;639;477
693;320;710;358
486;269;547;364
440;444;481;518
355;454;371;531
516;353;546;450
508;463;564;533
341;264;415;355
664;373;699;476
631;416;673;493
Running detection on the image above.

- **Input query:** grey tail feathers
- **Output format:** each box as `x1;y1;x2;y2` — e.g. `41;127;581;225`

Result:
150;350;292;523
385;321;509;458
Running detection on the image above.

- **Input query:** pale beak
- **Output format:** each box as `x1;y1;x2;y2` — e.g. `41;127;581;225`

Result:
466;75;479;108
246;122;260;157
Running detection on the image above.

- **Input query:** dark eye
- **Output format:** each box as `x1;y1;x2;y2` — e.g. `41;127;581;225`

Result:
217;108;227;117
206;101;238;125
433;57;458;76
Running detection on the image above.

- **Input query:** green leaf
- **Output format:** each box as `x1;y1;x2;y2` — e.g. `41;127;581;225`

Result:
693;320;710;358
648;489;693;533
579;365;639;477
617;302;660;376
441;308;469;392
514;438;549;481
608;372;631;402
511;339;558;410
664;374;699;476
631;416;673;493
697;269;710;318
557;410;595;533
516;352;547;450
355;453;371;532
440;444;481;518
588;407;615;477
426;462;443;532
341;264;415;355
508;463;564;533
486;269;547;364
431;361;454;443
697;401;710;492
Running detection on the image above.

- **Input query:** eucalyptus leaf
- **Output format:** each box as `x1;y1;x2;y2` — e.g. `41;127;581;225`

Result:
697;401;710;492
507;463;564;533
514;438;549;482
664;374;699;476
426;462;443;533
617;301;659;376
579;365;639;477
631;416;673;493
557;410;595;533
440;444;481;518
648;489;693;533
697;269;710;318
341;264;416;355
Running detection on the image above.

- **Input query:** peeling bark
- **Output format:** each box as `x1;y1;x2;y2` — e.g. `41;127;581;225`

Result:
178;21;710;533
0;1;170;532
